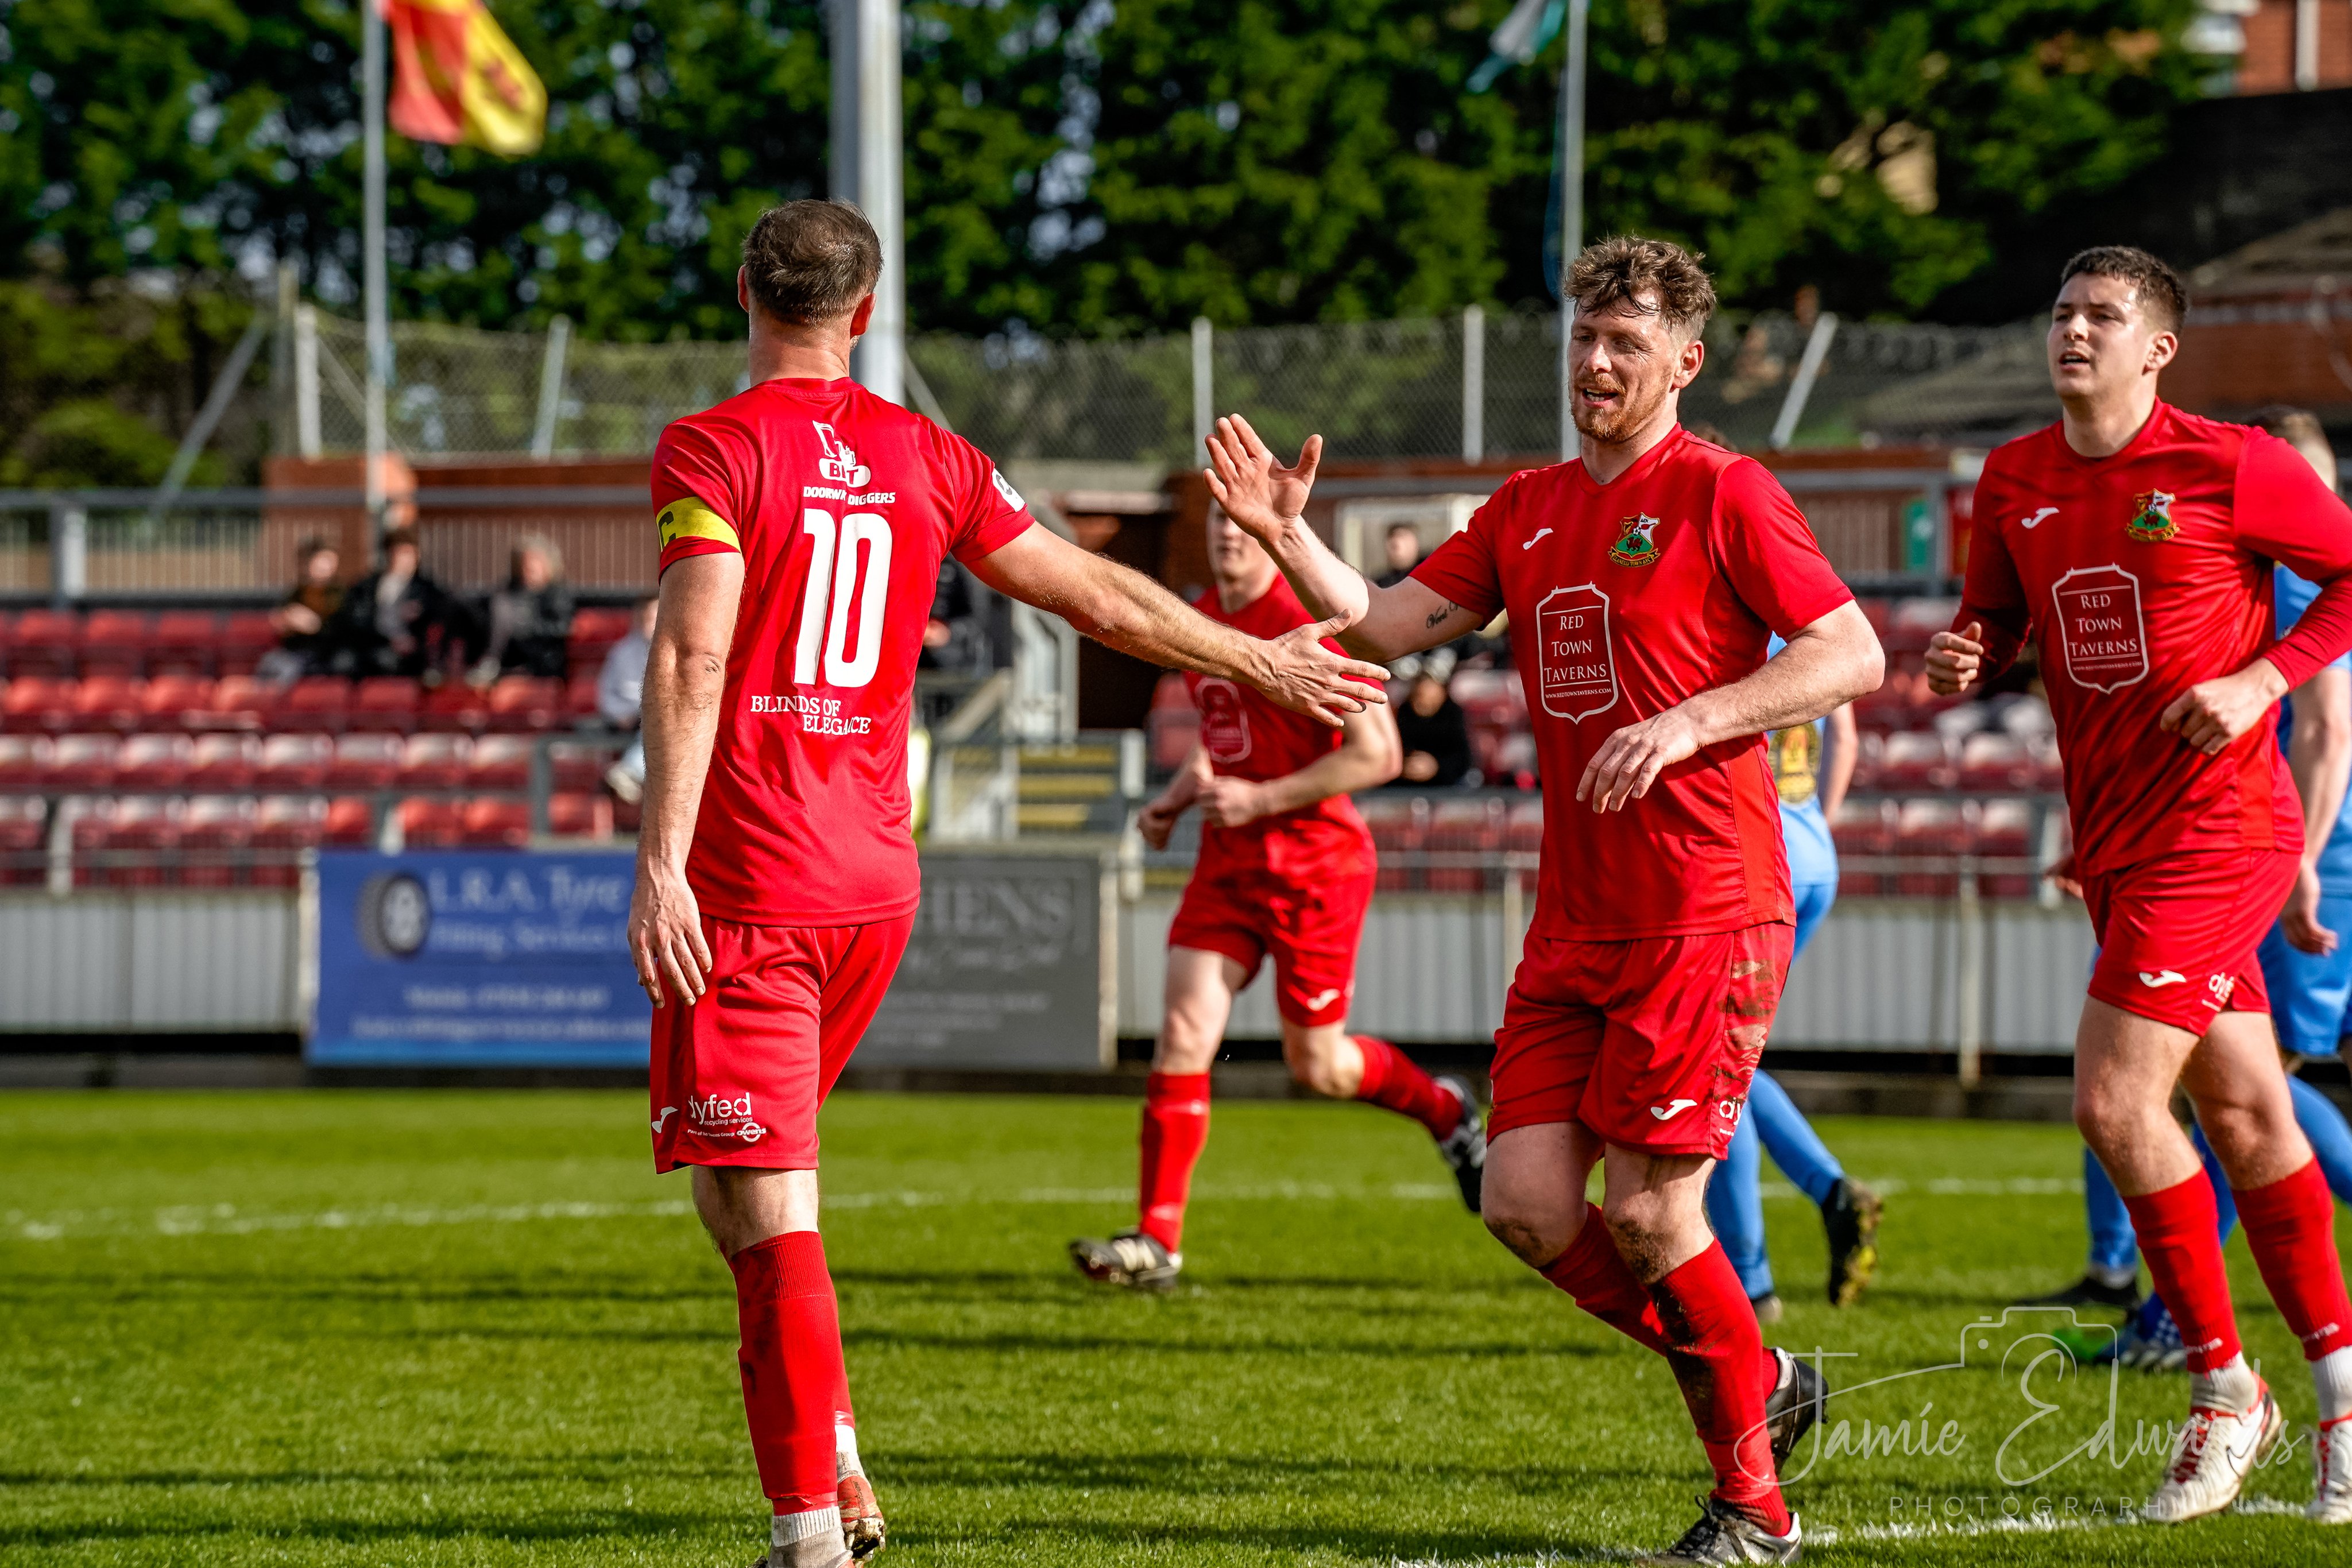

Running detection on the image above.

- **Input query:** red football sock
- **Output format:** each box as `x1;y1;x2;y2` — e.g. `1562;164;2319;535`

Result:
1350;1035;1462;1137
2233;1159;2352;1361
1538;1203;1670;1355
729;1231;848;1515
1649;1243;1789;1534
2121;1171;2243;1374
1138;1071;1211;1252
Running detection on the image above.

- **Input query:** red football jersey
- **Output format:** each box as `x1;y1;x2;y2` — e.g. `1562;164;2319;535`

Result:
652;377;1035;924
1956;402;2352;876
1411;427;1852;940
1182;575;1373;878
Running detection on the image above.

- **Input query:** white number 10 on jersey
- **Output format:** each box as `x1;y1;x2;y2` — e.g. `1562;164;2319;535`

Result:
793;508;893;688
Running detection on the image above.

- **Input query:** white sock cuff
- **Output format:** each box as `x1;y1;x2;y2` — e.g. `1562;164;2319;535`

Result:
774;1505;843;1544
2314;1344;2352;1424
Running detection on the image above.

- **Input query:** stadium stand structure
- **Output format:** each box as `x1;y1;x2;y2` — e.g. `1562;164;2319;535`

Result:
0;605;641;885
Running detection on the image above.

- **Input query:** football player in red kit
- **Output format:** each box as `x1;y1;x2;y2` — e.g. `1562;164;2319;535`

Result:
1206;236;1883;1566
626;201;1391;1568
1068;506;1488;1290
1929;246;2352;1526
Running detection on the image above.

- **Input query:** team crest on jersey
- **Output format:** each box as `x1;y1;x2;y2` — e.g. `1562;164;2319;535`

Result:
813;421;872;487
2125;490;2178;542
1608;514;1662;567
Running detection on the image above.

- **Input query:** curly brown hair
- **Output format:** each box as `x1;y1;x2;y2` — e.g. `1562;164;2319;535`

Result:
1565;235;1718;339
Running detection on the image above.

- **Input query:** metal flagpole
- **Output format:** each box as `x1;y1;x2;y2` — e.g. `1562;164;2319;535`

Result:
1556;0;1588;462
362;0;390;544
833;0;905;402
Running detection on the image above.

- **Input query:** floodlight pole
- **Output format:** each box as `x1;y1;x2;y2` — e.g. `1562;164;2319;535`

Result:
1556;0;1588;462
362;0;390;543
831;0;906;404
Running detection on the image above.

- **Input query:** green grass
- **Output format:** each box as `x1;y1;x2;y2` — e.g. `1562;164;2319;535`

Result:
1;1090;2346;1565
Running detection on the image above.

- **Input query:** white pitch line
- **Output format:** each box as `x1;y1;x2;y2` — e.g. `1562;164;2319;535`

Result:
2;1180;1462;1242
2;1172;2083;1242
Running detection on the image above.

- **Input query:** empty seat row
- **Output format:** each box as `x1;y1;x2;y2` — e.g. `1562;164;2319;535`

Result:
0;673;604;734
0;605;640;679
0;733;619;794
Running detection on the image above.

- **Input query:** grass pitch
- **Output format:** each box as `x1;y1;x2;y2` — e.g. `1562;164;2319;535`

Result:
2;1089;2347;1566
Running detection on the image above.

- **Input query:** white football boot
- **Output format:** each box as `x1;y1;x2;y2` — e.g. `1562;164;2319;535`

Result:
2311;1415;2352;1524
2142;1384;2283;1523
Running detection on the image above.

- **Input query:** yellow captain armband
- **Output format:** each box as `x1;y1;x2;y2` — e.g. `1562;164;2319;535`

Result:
656;496;741;553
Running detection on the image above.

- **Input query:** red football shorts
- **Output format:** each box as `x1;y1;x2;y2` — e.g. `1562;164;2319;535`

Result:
1166;855;1374;1027
649;912;915;1173
2082;846;2297;1033
1487;922;1794;1159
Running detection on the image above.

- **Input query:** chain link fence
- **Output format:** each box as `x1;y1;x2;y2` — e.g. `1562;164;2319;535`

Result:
292;307;2052;466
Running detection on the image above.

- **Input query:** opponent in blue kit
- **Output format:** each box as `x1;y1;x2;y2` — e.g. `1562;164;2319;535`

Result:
1703;665;1881;1320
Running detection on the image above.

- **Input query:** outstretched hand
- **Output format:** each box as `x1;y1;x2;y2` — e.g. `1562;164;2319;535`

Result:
1252;615;1389;728
1203;415;1322;545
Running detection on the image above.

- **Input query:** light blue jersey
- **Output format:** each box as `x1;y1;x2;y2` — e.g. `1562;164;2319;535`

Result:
2275;565;2352;889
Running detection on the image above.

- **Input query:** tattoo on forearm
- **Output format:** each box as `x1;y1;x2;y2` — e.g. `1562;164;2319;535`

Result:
1425;602;1459;630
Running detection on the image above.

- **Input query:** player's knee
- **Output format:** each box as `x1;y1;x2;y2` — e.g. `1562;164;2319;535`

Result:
1481;1185;1582;1267
1282;1037;1349;1097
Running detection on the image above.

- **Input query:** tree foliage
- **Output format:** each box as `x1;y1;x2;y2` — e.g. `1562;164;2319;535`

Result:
0;0;2210;351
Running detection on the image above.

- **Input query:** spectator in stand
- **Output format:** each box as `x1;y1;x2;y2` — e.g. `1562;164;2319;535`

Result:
920;559;989;672
469;533;576;686
330;526;465;682
1373;521;1423;589
258;538;345;682
599;594;659;805
1388;645;1474;787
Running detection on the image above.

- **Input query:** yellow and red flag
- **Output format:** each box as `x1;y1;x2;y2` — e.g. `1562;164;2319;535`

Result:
383;0;547;157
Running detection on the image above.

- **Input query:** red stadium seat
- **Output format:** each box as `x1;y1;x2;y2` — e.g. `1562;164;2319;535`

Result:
149;610;223;676
397;733;469;791
485;675;560;732
547;790;613;841
254;733;333;792
567;606;635;677
1844;731;1885;792
78;610;150;677
179;796;254;888
195;675;273;730
0;734;49;792
138;674;216;731
1958;733;2033;793
1877;731;1953;792
323;795;378;848
467;734;533;791
70;675;145;733
347;676;422;733
398;796;465;847
216;612;280;676
0;796;45;885
1894;800;1966;897
114;733;193;791
564;671;603;720
324;734;403;792
280;677;350;730
459;798;532;847
9;609;80;678
1356;796;1425;892
2;677;72;734
1424;798;1504;893
78;796;178;888
1972;799;2038;898
1882;597;1961;656
185;734;259;792
44;734;120;793
419;680;488;733
252;796;327;885
1832;799;1895;897
549;739;615;792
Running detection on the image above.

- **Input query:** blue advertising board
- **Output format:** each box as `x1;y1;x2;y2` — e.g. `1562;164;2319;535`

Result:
310;850;650;1067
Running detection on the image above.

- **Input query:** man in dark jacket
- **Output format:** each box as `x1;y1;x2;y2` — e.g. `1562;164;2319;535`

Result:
329;527;466;682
